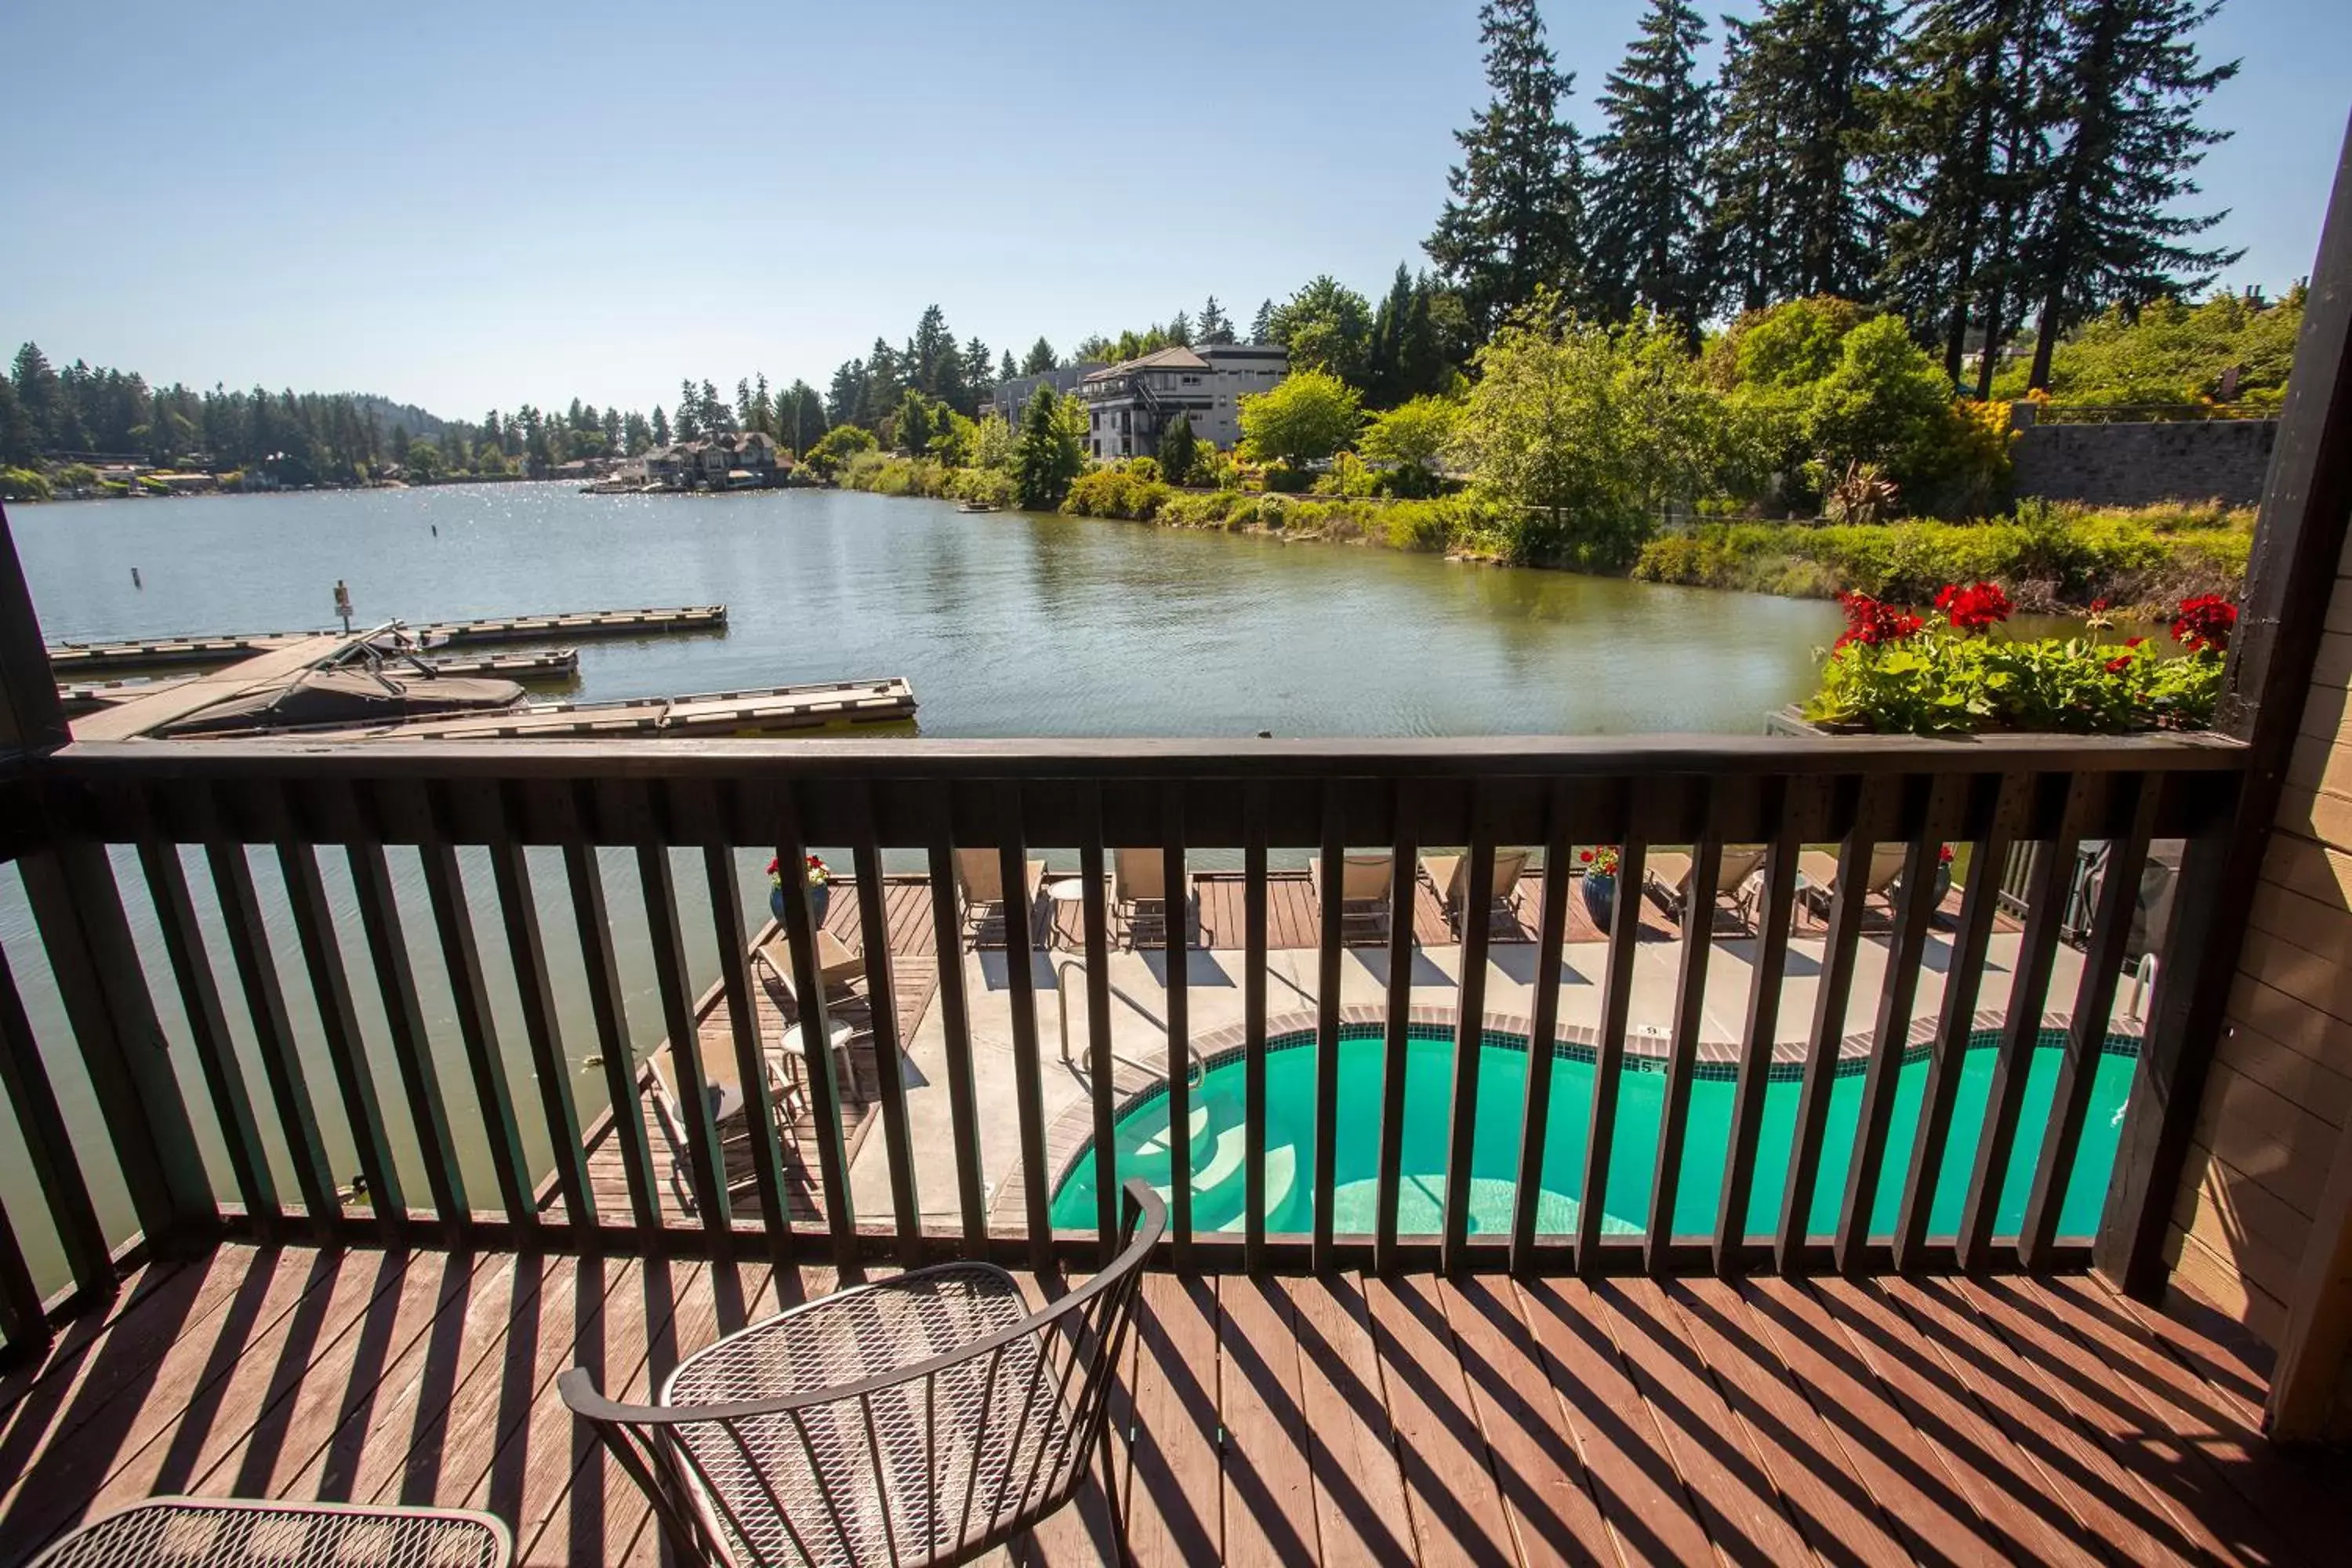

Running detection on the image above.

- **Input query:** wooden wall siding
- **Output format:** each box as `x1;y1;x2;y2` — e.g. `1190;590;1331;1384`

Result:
2188;561;2352;1406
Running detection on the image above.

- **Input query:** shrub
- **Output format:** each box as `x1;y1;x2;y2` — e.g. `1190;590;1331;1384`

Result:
947;466;1014;509
1060;467;1170;520
804;424;878;480
1;466;52;500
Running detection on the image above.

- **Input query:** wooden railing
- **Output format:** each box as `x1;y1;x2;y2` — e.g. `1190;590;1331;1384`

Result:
0;731;2249;1362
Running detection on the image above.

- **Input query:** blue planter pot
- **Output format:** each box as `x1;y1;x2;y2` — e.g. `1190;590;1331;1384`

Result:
1581;873;1616;933
771;882;833;930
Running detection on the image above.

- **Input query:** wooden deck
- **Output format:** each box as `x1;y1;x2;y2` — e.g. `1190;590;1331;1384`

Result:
2;1244;2345;1566
567;877;941;1229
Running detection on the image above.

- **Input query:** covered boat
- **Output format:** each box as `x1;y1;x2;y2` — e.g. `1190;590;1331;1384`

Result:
158;664;525;736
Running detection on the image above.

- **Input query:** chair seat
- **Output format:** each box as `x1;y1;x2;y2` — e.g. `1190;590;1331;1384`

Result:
662;1265;1070;1567
29;1496;510;1568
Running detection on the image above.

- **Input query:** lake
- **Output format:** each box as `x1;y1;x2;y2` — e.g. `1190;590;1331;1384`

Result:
0;484;1843;1298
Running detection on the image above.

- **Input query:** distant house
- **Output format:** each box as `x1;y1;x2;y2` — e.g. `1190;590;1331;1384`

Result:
644;430;786;490
982;361;1107;425
1077;343;1288;463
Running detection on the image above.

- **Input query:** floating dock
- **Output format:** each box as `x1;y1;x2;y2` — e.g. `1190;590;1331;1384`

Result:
295;677;917;741
57;647;581;714
46;605;725;673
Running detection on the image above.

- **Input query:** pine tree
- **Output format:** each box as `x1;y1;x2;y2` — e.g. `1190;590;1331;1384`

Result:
1158;412;1197;485
1875;0;2063;387
1588;0;1715;333
1424;0;1586;331
2018;0;2239;389
910;306;956;397
1013;387;1082;510
1710;0;1894;309
998;349;1019;382
1199;296;1236;344
674;380;702;441
1022;338;1058;376
1167;309;1193;346
1250;299;1276;343
960;336;994;405
1368;266;1414;407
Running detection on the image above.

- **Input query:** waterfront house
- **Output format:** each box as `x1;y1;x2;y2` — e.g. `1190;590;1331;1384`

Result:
1079;340;1289;461
643;429;784;491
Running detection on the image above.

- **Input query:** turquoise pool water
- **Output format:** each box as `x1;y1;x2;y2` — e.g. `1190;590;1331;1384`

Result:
1047;1023;2137;1241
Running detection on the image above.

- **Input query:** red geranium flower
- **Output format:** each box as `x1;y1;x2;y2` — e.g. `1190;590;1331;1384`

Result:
1935;580;2013;632
2105;655;2132;674
1835;590;1923;649
2171;593;2238;653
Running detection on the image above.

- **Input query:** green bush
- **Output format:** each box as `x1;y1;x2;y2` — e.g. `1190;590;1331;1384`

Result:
1;466;53;500
1059;467;1171;520
1632;501;2250;611
1808;624;2223;735
840;452;951;497
947;466;1014;509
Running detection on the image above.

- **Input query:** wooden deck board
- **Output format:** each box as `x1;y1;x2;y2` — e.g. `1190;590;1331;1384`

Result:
5;1250;2347;1566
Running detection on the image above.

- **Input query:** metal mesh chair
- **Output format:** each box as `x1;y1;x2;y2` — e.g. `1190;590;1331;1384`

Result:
559;1178;1164;1566
26;1496;510;1567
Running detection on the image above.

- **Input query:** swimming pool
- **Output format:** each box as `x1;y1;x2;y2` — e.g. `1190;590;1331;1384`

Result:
1047;1022;2137;1241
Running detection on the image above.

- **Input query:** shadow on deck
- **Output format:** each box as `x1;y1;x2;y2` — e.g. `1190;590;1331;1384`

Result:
0;1244;2344;1566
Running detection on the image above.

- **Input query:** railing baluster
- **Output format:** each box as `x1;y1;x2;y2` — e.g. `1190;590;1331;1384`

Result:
2094;770;2241;1293
1243;782;1269;1271
1775;786;1871;1273
1374;779;1417;1272
276;835;405;1242
778;783;858;1269
419;826;535;1232
850;790;920;1261
1576;826;1646;1277
2019;773;2158;1267
1715;780;1799;1277
1956;774;2088;1269
0;940;113;1303
487;792;593;1230
1312;784;1345;1272
139;838;278;1229
1160;782;1193;1265
993;782;1050;1268
1080;786;1116;1263
637;840;729;1248
1892;774;2021;1271
923;811;986;1248
347;829;467;1232
205;839;339;1237
1510;779;1574;1274
700;837;789;1263
561;838;658;1233
1442;788;1497;1272
1646;801;1720;1275
1833;777;1950;1274
0;1186;47;1356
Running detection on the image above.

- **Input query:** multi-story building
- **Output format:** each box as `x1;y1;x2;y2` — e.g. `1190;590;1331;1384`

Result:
981;361;1105;426
1076;343;1288;463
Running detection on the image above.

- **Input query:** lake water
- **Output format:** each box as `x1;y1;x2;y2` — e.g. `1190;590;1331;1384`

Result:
0;484;1846;1301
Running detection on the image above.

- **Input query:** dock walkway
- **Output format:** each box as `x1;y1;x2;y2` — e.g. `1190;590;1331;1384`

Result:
45;604;725;674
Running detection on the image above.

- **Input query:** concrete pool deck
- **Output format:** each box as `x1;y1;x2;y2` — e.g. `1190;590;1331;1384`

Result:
849;926;2133;1225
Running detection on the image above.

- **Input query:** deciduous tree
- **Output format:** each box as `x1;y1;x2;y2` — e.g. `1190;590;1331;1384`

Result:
1237;368;1363;470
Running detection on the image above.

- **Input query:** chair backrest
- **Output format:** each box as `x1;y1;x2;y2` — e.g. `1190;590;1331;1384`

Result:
1865;844;1909;893
1113;847;1166;902
1339;851;1393;902
956;847;1005;903
560;1179;1169;1567
1717;844;1769;894
1490;848;1531;898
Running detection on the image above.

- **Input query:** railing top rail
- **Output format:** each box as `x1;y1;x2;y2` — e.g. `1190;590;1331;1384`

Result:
34;731;2249;782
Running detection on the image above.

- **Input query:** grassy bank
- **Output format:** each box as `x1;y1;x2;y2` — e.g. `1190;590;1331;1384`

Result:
1631;500;2251;612
835;456;2250;612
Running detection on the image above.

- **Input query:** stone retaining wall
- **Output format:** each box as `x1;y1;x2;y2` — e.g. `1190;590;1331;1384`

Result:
2011;412;2276;508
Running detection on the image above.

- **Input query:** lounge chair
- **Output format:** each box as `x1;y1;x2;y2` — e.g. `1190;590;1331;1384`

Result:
1798;844;1911;919
955;847;1047;946
648;1058;762;1219
1419;847;1534;938
1308;851;1396;942
751;928;866;1006
1112;846;1203;949
1645;844;1769;931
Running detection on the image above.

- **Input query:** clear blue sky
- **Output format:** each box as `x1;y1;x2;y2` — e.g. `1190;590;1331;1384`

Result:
5;0;2345;421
